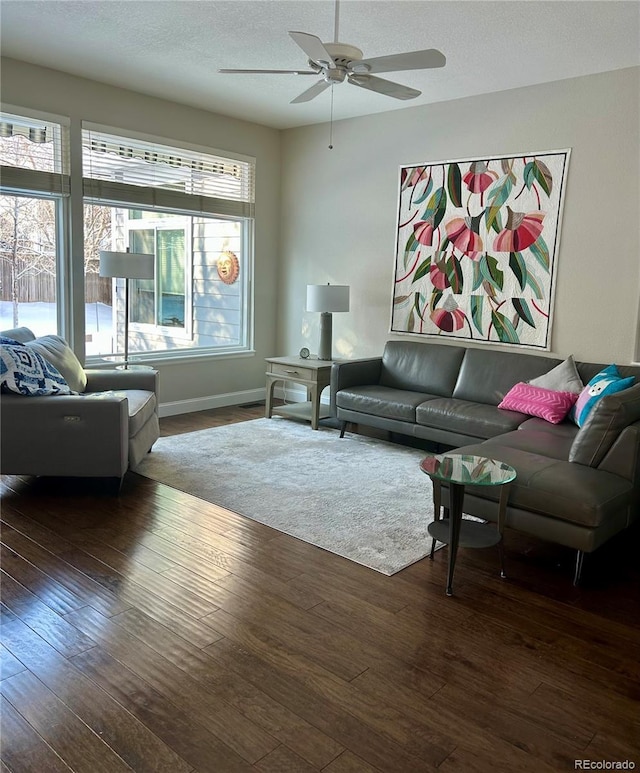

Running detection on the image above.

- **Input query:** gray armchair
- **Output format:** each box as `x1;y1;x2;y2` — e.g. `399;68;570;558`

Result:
0;327;159;485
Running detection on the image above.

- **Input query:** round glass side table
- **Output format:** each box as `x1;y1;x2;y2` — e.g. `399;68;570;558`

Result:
420;453;517;597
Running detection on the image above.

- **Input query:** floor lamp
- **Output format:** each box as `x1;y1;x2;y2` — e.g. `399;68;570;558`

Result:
99;249;155;369
306;284;350;361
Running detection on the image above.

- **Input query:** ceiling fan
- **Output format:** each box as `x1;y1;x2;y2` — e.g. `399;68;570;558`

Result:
218;1;446;104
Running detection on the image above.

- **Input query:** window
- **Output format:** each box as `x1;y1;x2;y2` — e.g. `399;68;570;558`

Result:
0;113;254;360
0;111;69;335
128;217;187;328
82;125;254;362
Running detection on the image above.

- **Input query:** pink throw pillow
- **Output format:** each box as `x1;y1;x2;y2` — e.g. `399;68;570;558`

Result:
498;382;578;424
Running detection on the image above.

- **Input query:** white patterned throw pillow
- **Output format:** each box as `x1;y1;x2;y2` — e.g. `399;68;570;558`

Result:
26;334;87;392
0;340;75;396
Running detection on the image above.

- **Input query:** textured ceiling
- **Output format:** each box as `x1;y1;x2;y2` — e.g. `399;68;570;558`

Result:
1;0;639;130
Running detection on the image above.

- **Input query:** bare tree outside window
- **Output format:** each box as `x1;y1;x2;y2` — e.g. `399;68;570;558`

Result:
0;193;56;328
0;132;59;331
84;203;113;297
0;132;112;334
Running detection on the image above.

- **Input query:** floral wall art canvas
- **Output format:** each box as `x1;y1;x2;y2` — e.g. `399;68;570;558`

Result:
391;150;571;349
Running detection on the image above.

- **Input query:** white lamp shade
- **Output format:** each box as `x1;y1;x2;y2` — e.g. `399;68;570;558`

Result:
306;284;350;313
99;251;155;280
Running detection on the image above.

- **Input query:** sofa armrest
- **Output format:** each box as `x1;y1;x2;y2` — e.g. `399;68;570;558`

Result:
330;358;383;414
85;368;158;394
597;420;640;483
0;392;129;477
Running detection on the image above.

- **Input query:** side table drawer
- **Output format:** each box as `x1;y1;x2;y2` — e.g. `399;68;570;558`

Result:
268;363;314;380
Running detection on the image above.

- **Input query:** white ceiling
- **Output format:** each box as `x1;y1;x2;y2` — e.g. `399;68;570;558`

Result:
1;0;639;130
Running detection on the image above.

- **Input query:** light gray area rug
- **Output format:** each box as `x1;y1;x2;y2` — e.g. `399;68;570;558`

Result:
135;417;437;575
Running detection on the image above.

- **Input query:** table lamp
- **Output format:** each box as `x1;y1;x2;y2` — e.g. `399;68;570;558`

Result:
99;249;155;369
306;283;350;361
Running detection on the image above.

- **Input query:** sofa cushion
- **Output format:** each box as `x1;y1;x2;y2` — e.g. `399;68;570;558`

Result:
571;365;635;427
576;361;640;385
569;383;640;467
81;389;156;436
379;341;465;396
517;417;579;439
449;438;633;528
416;398;528;438
528;355;584;394
452;349;562;406
498;383;578;424
480;427;575;461
336;385;437;423
112;390;156;436
26;335;87;393
0;341;75;396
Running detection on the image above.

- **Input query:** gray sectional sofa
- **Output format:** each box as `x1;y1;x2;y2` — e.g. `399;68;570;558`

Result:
331;340;640;582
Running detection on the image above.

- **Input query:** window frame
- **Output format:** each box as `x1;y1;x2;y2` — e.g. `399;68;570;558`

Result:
1;111;256;361
0;106;71;337
84;198;253;363
0;189;67;334
81;123;255;364
127;212;193;340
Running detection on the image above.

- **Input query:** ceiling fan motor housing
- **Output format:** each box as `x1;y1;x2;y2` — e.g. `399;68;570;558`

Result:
327;42;364;67
324;68;345;83
324;42;363;63
312;43;367;83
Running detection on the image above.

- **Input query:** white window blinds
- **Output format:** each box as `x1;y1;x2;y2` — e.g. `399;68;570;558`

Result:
0;112;70;195
82;125;255;218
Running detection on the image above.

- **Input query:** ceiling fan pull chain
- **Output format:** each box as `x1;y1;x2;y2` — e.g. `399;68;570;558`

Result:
328;85;335;149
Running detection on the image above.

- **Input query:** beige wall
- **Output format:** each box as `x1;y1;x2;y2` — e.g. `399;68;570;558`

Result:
1;57;281;409
280;67;640;365
3;59;639;412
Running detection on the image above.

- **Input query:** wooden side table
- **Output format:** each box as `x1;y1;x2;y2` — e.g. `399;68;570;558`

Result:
265;356;334;430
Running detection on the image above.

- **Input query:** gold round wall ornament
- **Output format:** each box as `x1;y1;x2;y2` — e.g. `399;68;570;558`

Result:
217;251;240;284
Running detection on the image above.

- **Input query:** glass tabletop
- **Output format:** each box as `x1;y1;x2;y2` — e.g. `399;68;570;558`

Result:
420;453;517;487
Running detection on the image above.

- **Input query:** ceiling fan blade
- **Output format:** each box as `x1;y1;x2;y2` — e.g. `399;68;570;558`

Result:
354;49;446;74
289;31;336;68
218;68;317;75
290;79;331;104
348;74;421;100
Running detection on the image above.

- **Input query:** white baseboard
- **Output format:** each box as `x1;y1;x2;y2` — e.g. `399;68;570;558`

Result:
159;388;266;417
158;383;330;417
275;383;331;405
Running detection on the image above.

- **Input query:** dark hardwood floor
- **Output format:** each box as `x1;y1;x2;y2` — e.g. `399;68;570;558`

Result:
1;404;639;772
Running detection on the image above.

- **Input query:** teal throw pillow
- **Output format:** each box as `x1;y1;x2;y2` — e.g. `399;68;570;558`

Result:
570;364;635;427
